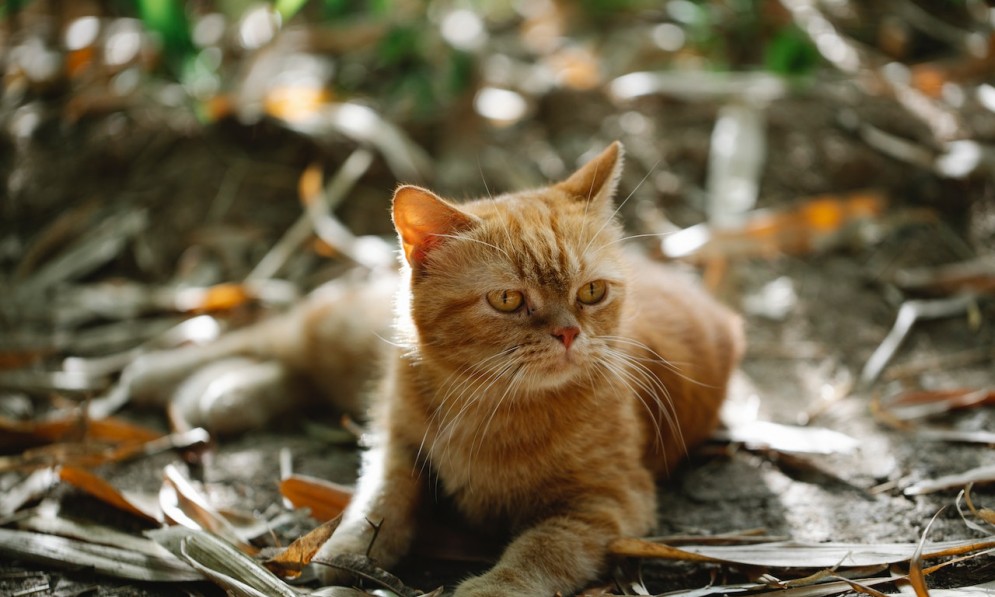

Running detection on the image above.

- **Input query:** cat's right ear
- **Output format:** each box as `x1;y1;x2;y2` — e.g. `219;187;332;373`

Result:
393;185;478;268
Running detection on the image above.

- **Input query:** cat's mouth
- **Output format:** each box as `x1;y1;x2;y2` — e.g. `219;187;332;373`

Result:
523;347;585;387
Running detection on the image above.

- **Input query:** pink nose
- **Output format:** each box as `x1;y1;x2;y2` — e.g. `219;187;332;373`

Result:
551;326;580;350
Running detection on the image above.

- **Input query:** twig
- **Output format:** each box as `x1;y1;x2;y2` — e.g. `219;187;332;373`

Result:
316;553;419;597
859;294;977;387
247;148;375;280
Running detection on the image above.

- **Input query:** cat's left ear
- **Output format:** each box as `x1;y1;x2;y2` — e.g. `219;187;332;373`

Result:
393;185;478;268
555;141;624;208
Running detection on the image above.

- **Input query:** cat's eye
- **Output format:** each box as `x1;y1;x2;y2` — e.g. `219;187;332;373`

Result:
577;280;608;305
487;289;525;313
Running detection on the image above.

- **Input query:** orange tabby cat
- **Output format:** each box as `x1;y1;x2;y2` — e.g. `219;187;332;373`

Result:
312;142;744;596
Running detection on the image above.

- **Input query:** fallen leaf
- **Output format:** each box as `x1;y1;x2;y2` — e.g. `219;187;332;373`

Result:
149;526;296;597
0;412;161;451
279;473;353;522
904;464;995;495
0;468;58;517
17;511;173;558
878;388;995;422
59;466;162;524
714;420;859;455
160;464;258;554
661;191;887;262
264;515;341;579
962;486;995;532
907;510;942;597
608;536;995;568
0;527;200;582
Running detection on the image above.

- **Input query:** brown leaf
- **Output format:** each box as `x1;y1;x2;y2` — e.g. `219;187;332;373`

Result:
298;162;324;206
0;441;137;472
907;511;939;597
608;536;995;568
161;464;258;555
608;537;723;563
59;466;162;524
881;388;995;422
0;413;161;453
662;191;887;261
183;283;252;313
279;474;353;522
964;485;995;530
263;516;341;579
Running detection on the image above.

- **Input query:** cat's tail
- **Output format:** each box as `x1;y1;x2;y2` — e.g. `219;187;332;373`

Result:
111;273;398;434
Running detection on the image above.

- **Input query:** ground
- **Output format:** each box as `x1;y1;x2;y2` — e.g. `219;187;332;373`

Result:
2;18;995;597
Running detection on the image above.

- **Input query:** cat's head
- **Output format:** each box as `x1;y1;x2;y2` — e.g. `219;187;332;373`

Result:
393;142;628;395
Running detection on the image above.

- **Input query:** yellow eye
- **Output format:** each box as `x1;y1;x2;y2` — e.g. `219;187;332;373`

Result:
486;289;525;313
577;280;607;305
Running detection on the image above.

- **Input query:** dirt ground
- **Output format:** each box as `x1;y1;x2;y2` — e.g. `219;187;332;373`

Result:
2;61;995;597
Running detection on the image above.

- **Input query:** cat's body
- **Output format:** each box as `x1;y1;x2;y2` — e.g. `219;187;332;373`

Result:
126;142;743;596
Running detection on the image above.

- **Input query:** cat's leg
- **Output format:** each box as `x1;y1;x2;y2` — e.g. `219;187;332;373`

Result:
314;435;423;585
454;487;655;597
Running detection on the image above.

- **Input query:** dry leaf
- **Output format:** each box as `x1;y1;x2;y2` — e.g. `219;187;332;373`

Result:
175;283;252;313
59;466;162;524
0;412;161;450
879;388;995;422
608;536;995;568
661;191;887;262
149;526;296;597
264;85;335;124
0;527;200;582
715;420;859;455
17;511;173;558
279;473;353;522
904;464;995;496
0;468;58;516
962;486;995;532
907;510;942;597
893;255;995;297
264;516;341;578
160;464;258;554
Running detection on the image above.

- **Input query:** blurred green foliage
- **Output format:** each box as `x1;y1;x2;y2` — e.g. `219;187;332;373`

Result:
1;0;820;119
765;25;821;75
135;0;195;75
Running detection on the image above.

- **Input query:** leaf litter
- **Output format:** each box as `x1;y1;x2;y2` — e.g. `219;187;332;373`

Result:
4;1;995;595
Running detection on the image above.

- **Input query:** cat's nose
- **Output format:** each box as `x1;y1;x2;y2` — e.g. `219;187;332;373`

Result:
551;326;580;350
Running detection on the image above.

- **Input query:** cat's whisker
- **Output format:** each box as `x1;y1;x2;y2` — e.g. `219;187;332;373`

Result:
602;231;677;249
417;350;519;475
467;365;524;478
601;347;687;458
371;331;408;349
478;155;493;200
600;335;715;389
596;353;669;455
433;356;520;468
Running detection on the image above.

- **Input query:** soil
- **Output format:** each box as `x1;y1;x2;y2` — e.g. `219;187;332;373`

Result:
2;63;994;597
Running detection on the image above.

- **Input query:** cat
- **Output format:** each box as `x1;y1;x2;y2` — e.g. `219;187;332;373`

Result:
313;142;744;595
123;141;743;596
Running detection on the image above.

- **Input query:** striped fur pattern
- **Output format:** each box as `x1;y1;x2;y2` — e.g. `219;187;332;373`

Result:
316;142;744;596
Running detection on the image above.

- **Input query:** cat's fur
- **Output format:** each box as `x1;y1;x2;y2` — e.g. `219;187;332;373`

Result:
125;142;743;596
316;142;743;596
